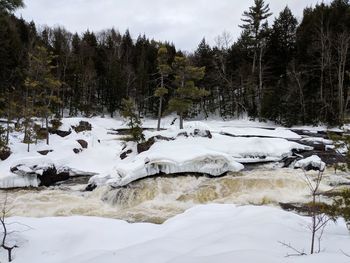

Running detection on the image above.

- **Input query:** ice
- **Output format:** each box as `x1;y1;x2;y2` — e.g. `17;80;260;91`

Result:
90;134;311;187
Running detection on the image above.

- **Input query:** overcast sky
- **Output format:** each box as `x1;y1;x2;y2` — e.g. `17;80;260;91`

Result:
17;0;329;51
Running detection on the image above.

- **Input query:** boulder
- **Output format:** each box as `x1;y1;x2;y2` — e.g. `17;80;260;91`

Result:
85;183;97;191
294;155;326;171
137;138;155;154
120;149;132;160
10;163;70;186
177;132;189;138
0;149;11;161
37;150;53;156
38;167;70;187
77;139;88;149
73;148;82;154
193;129;212;139
52;129;72;138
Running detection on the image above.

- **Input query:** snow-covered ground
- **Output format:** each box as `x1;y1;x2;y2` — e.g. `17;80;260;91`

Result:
4;204;350;263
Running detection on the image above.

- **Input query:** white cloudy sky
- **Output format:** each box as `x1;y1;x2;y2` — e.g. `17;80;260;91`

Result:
17;0;328;51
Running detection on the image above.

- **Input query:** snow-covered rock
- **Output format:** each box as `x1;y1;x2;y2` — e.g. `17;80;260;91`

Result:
294;155;326;171
218;127;302;139
0;117;314;189
90;134;311;187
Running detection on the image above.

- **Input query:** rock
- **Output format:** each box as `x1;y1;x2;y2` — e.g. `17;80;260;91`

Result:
38;167;70;187
52;129;72;138
120;149;132;160
193;129;212;139
294;155;326;171
77;139;88;149
177;132;189;138
37;150;53;156
282;156;298;168
0;149;11;161
73;148;82;154
154;135;173;141
10;163;70;186
72;121;92;133
85;184;97;191
137;138;155;154
298;150;345;166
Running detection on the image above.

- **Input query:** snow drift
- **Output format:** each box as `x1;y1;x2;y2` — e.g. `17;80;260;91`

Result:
4;204;350;263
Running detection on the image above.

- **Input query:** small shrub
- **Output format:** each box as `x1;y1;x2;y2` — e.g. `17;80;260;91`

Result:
50;119;62;130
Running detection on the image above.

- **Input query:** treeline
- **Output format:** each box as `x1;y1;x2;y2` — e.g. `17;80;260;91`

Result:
1;0;350;127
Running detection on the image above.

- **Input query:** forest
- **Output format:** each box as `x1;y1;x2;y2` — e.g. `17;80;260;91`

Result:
0;0;350;129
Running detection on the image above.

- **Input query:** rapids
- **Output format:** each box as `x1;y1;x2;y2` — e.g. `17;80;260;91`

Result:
2;166;345;224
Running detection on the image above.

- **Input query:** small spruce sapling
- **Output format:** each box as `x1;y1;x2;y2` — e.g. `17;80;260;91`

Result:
121;98;145;143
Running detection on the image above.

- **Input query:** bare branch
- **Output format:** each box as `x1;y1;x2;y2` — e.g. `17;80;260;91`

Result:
278;241;306;257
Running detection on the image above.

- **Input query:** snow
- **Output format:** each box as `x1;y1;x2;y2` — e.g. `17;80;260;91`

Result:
91;140;244;187
0;117;124;188
294;155;326;171
4;204;350;263
218;127;302;139
1;117;315;188
89;134;311;187
300;137;333;145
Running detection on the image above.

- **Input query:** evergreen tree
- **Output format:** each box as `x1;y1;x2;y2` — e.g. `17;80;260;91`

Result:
25;45;61;146
121;98;144;143
193;38;216;115
240;0;272;119
263;6;298;123
0;0;24;14
155;46;171;131
168;56;209;129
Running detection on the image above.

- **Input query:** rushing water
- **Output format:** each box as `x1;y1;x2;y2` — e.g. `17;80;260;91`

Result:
2;167;345;224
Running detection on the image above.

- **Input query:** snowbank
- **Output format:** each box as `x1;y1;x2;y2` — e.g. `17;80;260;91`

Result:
90;134;311;187
91;143;244;187
4;204;350;263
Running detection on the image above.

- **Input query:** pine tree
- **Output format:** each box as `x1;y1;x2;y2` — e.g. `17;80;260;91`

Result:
25;45;61;147
194;38;216;116
263;6;298;123
240;0;272;119
168;56;209;129
155;46;171;131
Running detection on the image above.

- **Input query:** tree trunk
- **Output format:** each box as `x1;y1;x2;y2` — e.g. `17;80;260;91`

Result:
45;115;49;145
179;114;184;129
310;194;316;254
157;97;163;131
258;45;263;120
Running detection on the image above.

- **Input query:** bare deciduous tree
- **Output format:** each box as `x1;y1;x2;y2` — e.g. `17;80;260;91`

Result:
280;165;333;256
0;194;17;262
301;168;333;255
